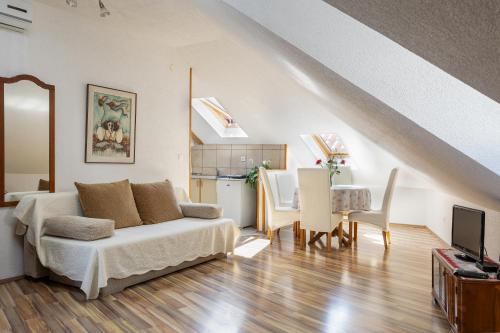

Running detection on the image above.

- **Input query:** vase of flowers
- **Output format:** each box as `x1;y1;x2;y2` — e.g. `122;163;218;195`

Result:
315;157;345;186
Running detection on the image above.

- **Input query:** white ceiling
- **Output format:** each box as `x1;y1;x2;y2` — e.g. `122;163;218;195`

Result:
37;0;222;47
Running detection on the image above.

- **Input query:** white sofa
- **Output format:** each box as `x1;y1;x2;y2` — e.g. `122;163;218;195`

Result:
14;188;239;299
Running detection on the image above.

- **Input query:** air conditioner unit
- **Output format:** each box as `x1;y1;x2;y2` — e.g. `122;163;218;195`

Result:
0;0;32;33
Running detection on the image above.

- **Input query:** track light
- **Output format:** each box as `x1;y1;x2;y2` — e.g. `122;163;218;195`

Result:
65;0;111;18
99;0;110;17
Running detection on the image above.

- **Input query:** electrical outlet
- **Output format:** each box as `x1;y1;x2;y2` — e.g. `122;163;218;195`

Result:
240;156;246;162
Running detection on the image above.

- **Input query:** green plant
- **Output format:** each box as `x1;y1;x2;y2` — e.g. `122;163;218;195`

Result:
245;160;271;188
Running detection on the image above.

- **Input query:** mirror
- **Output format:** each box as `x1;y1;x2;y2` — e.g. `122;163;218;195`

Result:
1;75;55;206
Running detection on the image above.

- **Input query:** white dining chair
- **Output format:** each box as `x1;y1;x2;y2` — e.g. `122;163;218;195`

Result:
259;167;300;243
298;168;344;251
349;168;399;249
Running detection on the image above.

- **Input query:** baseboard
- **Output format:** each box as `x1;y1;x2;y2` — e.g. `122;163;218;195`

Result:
0;275;24;284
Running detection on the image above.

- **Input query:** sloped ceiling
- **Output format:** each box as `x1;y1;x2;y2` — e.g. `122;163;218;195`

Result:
323;0;500;105
190;0;500;210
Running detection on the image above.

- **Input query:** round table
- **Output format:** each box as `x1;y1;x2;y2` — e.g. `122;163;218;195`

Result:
292;184;371;213
292;185;372;248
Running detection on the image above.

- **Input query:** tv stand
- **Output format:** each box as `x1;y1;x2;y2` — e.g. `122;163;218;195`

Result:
433;249;500;333
454;253;476;262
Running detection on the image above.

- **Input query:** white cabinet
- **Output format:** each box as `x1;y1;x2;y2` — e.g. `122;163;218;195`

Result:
216;179;256;228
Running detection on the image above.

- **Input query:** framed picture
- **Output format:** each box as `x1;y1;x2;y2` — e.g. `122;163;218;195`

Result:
85;84;137;163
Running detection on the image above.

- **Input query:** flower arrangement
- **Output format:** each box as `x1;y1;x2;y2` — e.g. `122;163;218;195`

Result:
316;156;346;186
246;160;271;188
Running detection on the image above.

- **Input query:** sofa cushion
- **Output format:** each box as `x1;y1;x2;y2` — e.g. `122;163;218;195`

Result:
74;179;142;229
44;216;114;241
131;180;184;224
38;179;50;191
180;203;223;219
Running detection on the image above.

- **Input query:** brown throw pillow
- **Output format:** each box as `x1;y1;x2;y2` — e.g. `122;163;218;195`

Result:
131;180;184;224
38;179;50;191
74;179;142;229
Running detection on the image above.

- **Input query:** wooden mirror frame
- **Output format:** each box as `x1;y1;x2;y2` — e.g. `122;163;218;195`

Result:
0;74;55;207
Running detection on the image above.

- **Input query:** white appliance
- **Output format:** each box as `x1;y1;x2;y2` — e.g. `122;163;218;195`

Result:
216;178;256;228
0;0;32;33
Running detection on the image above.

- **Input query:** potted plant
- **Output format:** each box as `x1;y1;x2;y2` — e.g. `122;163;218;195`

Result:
245;160;271;188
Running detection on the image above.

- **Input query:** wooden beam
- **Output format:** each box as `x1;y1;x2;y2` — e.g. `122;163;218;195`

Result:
188;68;193;199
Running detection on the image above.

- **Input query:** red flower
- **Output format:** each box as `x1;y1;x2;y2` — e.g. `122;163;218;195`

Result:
315;159;322;165
340;159;346;165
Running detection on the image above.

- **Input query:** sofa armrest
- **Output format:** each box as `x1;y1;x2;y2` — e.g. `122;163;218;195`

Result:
179;203;223;219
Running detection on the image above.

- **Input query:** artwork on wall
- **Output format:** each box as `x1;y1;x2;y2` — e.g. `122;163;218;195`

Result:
85;84;136;163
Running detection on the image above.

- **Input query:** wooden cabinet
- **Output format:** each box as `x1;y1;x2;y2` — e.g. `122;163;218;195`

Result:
190;178;217;204
432;249;500;333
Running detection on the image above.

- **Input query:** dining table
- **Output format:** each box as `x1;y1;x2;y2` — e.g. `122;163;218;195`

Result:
292;184;372;247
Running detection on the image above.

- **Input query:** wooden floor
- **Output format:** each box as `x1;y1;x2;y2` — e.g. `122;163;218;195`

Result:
0;224;451;333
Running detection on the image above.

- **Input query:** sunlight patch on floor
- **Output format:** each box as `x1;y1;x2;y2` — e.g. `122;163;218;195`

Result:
233;239;270;258
363;233;385;245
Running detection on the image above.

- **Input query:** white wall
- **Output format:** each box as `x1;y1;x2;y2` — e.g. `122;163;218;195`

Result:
0;2;191;279
223;0;500;177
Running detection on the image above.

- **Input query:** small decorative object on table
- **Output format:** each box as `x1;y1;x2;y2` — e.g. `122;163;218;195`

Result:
315;152;348;186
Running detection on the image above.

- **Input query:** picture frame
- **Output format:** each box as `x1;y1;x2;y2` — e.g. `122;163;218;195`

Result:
85;84;137;163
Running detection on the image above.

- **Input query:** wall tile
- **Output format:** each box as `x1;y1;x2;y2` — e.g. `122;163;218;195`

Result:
247;144;263;150
231;149;247;169
280;149;287;169
246;149;262;168
231;144;247;150
230;167;246;176
203;144;217;150
203;149;217;167
263;149;281;169
202;167;217;176
217;149;231;168
192;167;202;174
192;150;202;168
217;167;230;176
217;144;231;150
192;145;202;150
263;144;282;150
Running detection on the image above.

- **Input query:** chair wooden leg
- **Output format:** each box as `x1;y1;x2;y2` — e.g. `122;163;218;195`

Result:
301;229;306;249
337;221;343;248
309;231;315;243
382;231;388;249
387;231;391;244
277;228;280;237
326;232;332;251
267;229;273;244
353;222;358;241
348;222;353;245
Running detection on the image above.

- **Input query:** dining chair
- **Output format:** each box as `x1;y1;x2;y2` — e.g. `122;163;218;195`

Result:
349;168;399;249
259;167;300;243
297;168;344;251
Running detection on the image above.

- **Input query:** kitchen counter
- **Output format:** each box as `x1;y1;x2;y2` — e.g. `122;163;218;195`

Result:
191;175;246;181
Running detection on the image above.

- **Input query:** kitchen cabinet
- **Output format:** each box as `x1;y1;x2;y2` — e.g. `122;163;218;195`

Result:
190;178;217;204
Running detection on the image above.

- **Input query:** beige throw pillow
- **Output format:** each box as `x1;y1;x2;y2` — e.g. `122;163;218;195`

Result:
131;180;184;224
45;216;114;241
74;179;142;229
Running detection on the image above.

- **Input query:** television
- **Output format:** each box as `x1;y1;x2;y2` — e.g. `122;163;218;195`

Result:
451;205;485;263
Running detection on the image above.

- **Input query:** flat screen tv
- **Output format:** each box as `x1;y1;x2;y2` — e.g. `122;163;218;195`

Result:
451;205;485;263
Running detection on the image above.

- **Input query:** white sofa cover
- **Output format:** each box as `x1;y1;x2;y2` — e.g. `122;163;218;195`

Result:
14;190;239;299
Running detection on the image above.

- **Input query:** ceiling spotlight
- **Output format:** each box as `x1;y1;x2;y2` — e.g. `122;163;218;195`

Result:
99;0;110;17
66;0;77;7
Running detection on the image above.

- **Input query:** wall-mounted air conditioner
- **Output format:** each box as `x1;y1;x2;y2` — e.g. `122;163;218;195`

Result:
0;0;32;33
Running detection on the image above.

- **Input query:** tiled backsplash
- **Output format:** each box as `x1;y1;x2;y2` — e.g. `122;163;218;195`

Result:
192;144;287;176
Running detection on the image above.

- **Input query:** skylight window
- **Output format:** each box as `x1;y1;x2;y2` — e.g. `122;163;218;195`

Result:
192;97;247;138
301;134;349;160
